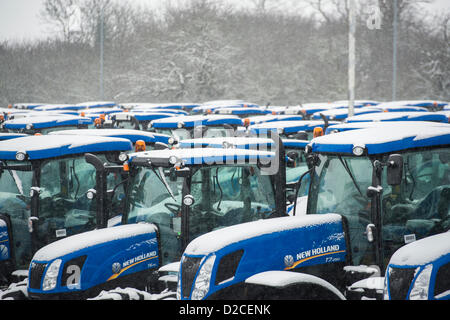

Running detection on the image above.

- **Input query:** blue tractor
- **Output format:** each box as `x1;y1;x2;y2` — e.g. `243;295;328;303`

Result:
176;123;450;300
0;135;133;292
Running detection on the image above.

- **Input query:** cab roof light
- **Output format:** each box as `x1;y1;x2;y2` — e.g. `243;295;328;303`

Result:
313;127;324;138
94;118;102;127
135;140;146;152
243;118;250;127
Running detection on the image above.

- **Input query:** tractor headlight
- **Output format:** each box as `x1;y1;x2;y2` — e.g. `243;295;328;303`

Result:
42;259;62;291
169;155;179;165
118;152;128;162
409;264;432;300
15;151;27;161
352;144;365;156
191;254;216;300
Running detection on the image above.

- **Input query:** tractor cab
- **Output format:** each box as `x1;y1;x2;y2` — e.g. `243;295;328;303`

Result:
303;125;450;285
176;124;450;300
0;135;132;285
177;136;310;209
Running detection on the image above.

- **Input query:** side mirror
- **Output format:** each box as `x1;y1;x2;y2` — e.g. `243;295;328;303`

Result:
173;167;190;178
293;131;308;140
387;154;403;186
286;151;299;168
287;193;296;204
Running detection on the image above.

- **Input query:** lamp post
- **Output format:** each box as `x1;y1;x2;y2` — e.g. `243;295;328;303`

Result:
392;0;398;101
99;4;104;101
348;0;356;117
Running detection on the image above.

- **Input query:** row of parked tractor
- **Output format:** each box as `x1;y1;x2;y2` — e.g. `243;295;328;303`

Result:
0;98;449;300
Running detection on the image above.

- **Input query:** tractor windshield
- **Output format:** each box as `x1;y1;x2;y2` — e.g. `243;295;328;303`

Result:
308;154;373;265
153;128;191;141
126;166;183;264
35;156;102;250
188;165;276;242
0;161;33;269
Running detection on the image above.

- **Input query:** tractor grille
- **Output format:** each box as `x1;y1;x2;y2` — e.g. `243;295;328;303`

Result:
388;267;416;300
28;262;47;289
181;256;203;298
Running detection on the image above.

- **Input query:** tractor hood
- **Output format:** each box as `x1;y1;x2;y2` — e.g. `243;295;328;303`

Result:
28;223;160;298
179;213;348;300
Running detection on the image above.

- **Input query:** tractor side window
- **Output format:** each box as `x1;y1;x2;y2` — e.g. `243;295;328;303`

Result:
381;148;450;262
127;167;183;265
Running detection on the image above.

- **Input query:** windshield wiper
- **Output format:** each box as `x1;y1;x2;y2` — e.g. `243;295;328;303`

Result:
338;156;364;198
157;166;176;201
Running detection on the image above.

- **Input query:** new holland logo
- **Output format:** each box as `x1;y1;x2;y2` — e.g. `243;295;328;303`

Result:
284;245;345;270
112;262;121;274
284;255;294;268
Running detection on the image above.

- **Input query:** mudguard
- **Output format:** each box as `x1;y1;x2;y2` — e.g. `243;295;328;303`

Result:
0;214;12;263
244;271;346;300
179;213;349;300
0;214;14;284
27;223;160;299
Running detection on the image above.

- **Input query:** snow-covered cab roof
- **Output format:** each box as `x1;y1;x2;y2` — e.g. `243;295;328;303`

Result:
191;101;259;114
346;111;449;123
49;128;173;145
149;115;244;129
2;115;93;130
325;121;450;134
128;147;275;167
111;111;178;122
214;107;273;116
178;137;274;150
0;133;28;141
312;107;381;120
33;104;83;112
131;108;188;115
75;101;116;109
249;120;339;135
309;125;450;155
12;103;44;110
0;135;132;160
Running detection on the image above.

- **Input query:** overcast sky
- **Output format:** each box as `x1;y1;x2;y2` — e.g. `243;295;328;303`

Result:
0;0;449;43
